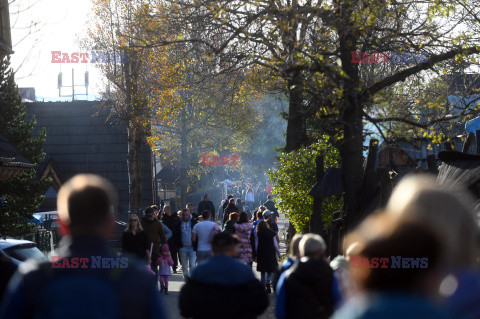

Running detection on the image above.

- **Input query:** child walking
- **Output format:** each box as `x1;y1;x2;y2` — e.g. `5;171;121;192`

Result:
157;244;174;294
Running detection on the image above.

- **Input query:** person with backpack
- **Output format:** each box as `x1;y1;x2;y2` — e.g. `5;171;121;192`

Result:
0;174;167;319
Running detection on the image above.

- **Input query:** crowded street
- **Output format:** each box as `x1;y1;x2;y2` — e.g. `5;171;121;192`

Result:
4;1;480;318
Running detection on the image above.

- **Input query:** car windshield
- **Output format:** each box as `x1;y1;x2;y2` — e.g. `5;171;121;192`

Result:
4;244;46;262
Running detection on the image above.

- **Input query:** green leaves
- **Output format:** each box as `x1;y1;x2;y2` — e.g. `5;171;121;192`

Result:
268;136;342;233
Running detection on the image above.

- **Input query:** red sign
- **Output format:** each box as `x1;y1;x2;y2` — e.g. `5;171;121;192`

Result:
201;153;239;166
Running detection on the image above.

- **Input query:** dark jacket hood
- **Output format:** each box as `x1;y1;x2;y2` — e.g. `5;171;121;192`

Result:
289;257;332;282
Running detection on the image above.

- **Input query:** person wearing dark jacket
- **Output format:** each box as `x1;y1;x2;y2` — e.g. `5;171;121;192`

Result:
223;212;239;235
284;234;334;319
255;220;280;293
162;205;182;273
222;194;234;211
0;174;166;319
263;195;278;218
141;207;167;275
222;198;238;228
0;255;17;301
179;232;268;319
198;194;216;221
121;214;150;262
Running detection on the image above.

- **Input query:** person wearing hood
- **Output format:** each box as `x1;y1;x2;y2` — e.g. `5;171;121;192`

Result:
283;234;334;319
179;232;268;319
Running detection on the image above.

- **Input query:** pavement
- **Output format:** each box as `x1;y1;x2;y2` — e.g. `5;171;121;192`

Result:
161;213;288;319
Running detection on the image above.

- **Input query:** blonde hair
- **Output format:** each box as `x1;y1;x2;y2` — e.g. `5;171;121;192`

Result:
125;214;143;232
290;234;303;258
387;175;478;268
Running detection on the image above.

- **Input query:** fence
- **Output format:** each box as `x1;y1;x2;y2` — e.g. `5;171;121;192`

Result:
22;229;56;254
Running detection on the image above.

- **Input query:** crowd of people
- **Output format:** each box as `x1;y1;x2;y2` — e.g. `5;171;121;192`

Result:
216;179;274;212
2;173;480;319
116;190;282;297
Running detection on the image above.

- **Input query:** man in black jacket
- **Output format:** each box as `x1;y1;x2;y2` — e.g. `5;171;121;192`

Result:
179;232;268;319
284;234;334;319
197;194;216;221
162;205;181;273
263;195;279;218
222;194;234;211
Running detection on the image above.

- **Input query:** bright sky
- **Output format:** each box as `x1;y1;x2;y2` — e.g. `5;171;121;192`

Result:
10;0;103;101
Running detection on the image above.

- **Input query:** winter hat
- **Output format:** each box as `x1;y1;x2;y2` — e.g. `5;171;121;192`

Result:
263;210;274;218
161;244;170;253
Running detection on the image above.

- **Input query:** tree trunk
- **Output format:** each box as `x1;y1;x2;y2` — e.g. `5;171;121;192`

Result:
338;5;364;240
284;80;308;152
180;108;188;208
310;155;325;234
341;100;364;232
127;125;143;214
284;79;307;245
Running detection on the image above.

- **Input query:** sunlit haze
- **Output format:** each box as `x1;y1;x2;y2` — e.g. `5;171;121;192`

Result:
10;0;103;101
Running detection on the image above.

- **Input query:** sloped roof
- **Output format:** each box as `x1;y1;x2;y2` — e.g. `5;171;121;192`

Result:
309;167;343;198
377;139;472;170
437;151;480;191
156;166;179;180
0;133;34;168
25;101;153;217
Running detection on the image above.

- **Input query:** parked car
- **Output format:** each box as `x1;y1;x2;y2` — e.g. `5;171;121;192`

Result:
0;239;47;266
